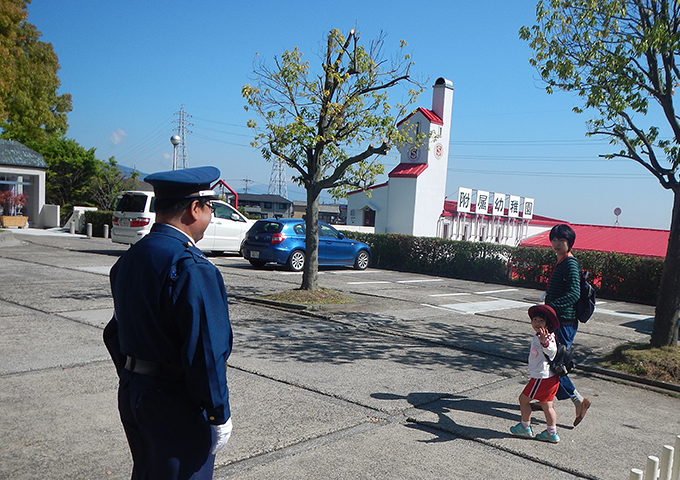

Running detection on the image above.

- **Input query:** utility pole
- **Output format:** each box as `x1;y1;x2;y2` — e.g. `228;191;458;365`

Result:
268;159;288;198
243;177;253;194
173;105;193;169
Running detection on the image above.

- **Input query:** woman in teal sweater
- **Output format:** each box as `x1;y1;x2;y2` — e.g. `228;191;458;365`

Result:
545;224;591;427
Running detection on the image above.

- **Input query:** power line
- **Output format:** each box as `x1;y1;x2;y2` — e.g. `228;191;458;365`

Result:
449;154;627;162
446;167;649;179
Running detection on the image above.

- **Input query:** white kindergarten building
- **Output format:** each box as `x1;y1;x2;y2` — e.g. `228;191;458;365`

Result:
346;77;554;246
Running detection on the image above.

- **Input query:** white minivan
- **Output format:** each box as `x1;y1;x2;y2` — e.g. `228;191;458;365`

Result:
111;191;253;254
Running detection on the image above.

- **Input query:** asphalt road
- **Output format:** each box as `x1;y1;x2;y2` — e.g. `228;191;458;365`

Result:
0;229;676;480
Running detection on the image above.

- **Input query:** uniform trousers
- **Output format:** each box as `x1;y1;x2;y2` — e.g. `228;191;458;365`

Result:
118;371;216;480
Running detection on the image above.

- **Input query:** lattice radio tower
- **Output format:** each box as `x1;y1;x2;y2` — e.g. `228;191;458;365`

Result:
268;159;288;198
173;105;193;169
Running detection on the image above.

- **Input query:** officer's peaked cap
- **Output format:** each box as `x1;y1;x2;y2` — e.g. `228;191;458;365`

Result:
145;166;221;199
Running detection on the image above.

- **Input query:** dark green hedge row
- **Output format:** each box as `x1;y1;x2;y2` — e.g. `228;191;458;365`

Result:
341;231;663;305
83;210;113;237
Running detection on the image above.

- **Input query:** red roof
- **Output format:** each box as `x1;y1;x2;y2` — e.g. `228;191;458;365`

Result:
520;224;669;258
388;163;429;178
397;107;443;127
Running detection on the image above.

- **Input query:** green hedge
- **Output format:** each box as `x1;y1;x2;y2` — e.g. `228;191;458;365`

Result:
83;210;113;237
341;231;663;305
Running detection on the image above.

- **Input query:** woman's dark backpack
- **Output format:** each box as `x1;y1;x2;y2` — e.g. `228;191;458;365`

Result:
574;259;596;323
565;257;596;323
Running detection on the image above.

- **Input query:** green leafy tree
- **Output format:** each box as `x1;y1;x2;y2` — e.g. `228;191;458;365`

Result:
520;0;680;346
0;0;25;120
27;136;100;215
90;158;140;211
242;28;425;290
0;0;72;143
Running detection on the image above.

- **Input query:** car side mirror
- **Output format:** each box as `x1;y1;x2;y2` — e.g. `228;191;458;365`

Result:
338;232;344;239
231;213;240;221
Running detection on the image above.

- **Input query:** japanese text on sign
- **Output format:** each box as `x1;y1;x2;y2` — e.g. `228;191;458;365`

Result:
458;187;472;213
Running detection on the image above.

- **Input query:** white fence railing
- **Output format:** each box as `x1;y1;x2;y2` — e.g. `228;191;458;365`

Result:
629;435;680;480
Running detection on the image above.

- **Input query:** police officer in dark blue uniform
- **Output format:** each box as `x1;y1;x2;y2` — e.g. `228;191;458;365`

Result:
104;166;233;480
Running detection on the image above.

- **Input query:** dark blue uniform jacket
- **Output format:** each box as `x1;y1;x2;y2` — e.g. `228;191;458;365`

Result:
107;223;232;424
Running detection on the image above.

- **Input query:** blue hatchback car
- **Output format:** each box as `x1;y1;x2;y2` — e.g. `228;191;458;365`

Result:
241;218;371;271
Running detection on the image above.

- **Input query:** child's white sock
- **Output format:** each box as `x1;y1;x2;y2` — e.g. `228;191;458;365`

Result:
547;425;557;434
522;420;531;429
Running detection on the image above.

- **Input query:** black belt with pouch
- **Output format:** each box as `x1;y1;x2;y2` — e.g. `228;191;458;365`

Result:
124;356;184;381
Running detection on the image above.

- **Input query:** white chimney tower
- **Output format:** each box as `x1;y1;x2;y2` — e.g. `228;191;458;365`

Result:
382;77;454;236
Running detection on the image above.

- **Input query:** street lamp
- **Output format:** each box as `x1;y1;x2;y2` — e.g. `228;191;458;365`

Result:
170;135;180;170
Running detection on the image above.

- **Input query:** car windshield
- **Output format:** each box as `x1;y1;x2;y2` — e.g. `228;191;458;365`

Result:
214;203;243;221
115;194;153;213
250;221;284;234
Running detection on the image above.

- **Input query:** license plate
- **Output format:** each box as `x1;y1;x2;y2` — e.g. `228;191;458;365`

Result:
250;250;259;259
120;218;130;227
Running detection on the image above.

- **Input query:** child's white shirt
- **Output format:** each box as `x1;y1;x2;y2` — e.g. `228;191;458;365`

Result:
528;332;558;378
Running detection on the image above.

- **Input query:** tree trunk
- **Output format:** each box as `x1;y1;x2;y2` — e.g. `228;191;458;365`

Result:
301;187;320;291
652;187;680;347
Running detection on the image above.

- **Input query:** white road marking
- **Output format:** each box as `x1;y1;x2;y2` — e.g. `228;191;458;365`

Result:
429;293;471;297
595;308;653;321
396;279;444;284
277;271;323;275
473;288;518;295
438;299;532;314
330;270;380;275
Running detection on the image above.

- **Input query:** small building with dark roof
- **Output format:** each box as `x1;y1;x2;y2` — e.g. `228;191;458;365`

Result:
238;193;293;219
292;201;345;224
0;140;49;227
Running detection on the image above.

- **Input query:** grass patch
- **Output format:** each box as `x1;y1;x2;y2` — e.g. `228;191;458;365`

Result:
259;288;356;306
595;343;680;384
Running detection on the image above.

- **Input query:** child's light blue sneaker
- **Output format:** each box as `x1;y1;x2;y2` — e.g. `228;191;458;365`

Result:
536;430;560;443
510;423;534;438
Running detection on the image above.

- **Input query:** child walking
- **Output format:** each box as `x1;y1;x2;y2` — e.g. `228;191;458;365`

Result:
510;304;561;443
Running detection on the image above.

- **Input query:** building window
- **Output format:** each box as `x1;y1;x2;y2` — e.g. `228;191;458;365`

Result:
278;203;287;210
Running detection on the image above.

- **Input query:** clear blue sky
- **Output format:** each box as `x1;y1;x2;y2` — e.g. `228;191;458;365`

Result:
26;0;674;230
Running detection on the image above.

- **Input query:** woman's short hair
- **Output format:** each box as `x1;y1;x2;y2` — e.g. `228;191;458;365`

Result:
549;224;576;250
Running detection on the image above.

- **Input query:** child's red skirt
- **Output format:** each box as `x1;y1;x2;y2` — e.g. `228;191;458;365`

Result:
523;376;559;403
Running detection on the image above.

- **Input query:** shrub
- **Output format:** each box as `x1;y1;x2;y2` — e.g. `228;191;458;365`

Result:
83;210;113;237
340;231;663;305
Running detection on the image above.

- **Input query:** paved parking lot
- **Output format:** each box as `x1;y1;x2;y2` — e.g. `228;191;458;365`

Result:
0;230;672;480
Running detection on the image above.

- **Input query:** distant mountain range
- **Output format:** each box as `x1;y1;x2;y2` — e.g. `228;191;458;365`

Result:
118;164;148;178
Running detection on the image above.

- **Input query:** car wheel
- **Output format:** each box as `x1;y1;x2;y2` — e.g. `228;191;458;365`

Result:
353;250;370;270
287;250;305;272
249;260;267;268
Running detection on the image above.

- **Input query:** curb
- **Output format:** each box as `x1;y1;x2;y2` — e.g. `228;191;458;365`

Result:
580;363;680;394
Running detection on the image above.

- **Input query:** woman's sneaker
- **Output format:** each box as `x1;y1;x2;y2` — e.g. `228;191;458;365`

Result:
536;430;560;443
510;423;534;438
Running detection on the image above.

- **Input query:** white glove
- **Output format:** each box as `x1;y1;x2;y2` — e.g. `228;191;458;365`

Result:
211;417;233;455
